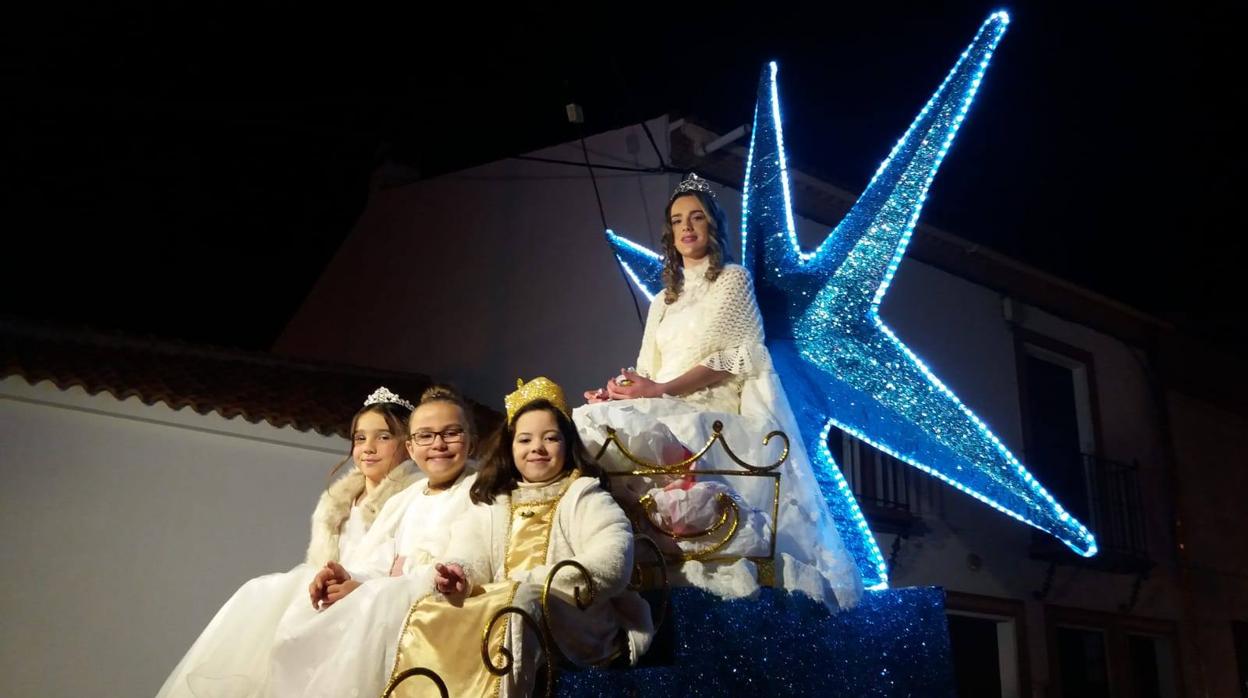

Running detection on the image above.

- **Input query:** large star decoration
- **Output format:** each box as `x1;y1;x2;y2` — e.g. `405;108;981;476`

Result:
606;12;1097;589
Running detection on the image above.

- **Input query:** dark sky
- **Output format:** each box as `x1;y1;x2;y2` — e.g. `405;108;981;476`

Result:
2;2;1241;351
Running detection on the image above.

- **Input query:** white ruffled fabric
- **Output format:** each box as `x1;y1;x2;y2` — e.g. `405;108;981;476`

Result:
575;261;863;611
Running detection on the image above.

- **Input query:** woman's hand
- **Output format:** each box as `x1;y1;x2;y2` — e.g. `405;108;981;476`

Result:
607;369;663;400
583;386;611;404
309;560;350;609
434;562;468;595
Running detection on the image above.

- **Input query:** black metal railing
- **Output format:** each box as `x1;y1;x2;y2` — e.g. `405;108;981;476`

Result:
829;428;940;533
829;429;1150;567
1082;453;1148;560
1022;449;1152;572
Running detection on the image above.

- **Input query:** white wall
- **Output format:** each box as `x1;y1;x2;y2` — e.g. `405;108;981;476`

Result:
0;376;346;697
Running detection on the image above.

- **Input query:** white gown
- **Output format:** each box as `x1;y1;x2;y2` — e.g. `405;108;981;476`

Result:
156;507;372;698
265;471;478;698
574;258;863;610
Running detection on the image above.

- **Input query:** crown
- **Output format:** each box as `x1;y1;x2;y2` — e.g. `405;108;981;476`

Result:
671;172;717;200
363;386;415;412
505;377;570;423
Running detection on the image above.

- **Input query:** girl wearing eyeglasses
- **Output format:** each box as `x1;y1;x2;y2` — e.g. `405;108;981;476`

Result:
577;176;863;612
265;385;485;698
382;378;654;698
157;387;423;698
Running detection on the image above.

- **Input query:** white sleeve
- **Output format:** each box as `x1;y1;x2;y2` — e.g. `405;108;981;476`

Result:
635;296;665;379
439;502;498;592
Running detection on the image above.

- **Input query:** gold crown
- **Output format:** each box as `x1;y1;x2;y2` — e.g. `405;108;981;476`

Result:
505;377;570;423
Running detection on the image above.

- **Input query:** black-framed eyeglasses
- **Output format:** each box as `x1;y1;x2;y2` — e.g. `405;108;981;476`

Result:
407;427;467;446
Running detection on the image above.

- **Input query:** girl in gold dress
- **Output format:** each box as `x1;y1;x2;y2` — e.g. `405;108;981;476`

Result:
386;377;653;698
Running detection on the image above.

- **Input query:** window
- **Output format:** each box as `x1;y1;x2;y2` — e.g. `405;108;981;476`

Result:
1055;626;1110;698
1126;633;1178;698
1232;621;1248;698
1015;330;1150;562
1015;332;1101;524
1045;605;1181;698
946;592;1028;698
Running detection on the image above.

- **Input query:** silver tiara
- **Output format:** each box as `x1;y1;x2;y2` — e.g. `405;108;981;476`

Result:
363;386;415;411
671;173;717;200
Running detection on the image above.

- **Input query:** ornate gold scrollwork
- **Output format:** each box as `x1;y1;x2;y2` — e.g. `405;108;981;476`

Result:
482;603;553;698
594;421;788;474
540;560;597;662
594;422;789;577
638;490;741;561
381;667;449;698
476;561;595;698
630;534;669;633
721;428;790;473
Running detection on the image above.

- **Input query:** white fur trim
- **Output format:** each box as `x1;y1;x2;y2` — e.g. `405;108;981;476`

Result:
304;461;421;566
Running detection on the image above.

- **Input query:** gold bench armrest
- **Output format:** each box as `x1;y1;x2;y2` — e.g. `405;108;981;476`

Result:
382;667;449;698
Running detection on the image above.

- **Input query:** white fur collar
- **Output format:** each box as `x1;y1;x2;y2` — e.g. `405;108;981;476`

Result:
304;461;421;566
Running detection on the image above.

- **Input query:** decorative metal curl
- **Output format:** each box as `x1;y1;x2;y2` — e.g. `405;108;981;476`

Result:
541;559;597;663
639;490;732;540
476;561;597;698
630;534;669;633
638;490;742;561
721;428;790;473
594;421;789;474
381;667;449;698
482;603;553;698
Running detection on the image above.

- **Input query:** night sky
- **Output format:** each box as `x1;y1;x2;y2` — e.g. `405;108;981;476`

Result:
2;2;1240;351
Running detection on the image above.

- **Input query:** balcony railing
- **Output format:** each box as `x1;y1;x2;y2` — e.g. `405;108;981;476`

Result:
1025;451;1151;572
830;430;1151;571
829;427;941;534
1083;453;1149;560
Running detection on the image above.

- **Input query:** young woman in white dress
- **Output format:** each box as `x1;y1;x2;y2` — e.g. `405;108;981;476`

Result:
578;175;863;610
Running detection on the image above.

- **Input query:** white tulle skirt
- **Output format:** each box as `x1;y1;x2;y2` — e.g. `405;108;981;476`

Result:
157;567;436;698
266;574;435;698
156;564;314;698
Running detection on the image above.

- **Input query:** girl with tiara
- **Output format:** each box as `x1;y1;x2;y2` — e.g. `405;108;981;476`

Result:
578;174;864;610
266;385;481;698
384;377;653;698
157;387;422;697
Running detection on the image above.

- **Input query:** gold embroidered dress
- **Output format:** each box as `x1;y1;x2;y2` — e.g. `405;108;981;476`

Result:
387;473;653;698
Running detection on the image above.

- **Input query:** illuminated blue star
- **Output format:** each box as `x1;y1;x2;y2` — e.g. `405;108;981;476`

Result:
606;12;1097;589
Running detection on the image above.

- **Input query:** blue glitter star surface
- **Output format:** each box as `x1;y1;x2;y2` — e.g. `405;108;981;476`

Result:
607;12;1098;589
556;587;955;697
